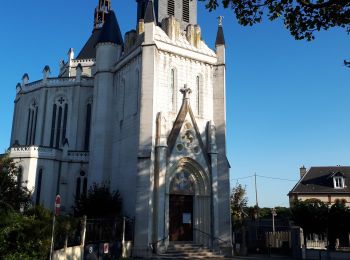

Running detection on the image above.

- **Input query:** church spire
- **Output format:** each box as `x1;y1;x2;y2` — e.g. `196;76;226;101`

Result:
94;0;112;29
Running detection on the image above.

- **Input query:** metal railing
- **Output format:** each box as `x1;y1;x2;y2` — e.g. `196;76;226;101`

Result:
193;227;231;247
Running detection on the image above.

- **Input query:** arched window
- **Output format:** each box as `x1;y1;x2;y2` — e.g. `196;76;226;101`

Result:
36;169;43;205
183;0;190;22
75;178;81;199
76;171;88;199
134;70;140;115
84;103;92;150
50;97;68;148
17;167;23;188
26;100;38;145
169;69;176;111
120;79;126;120
196;76;200;115
168;0;175;16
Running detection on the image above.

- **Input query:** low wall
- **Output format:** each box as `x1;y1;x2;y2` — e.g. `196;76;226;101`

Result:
53;246;83;260
305;249;350;260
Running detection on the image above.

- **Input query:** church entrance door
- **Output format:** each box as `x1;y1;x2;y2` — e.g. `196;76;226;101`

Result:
169;195;193;241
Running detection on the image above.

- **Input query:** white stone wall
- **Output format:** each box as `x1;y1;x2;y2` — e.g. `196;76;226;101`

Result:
110;53;142;217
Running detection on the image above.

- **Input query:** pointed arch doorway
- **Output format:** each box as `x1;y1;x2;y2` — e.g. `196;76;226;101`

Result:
166;158;211;245
169;171;195;241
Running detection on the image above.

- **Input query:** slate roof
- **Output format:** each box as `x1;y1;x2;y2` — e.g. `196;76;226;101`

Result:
144;0;155;23
215;25;225;46
97;11;124;46
289;166;350;195
76;29;102;59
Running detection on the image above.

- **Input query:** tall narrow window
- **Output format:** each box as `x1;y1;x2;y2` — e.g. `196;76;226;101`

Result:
76;171;87;199
168;0;175;16
134;70;140;115
55;107;63;148
36;169;43;205
26;101;39;145
17;167;23;188
75;178;81;199
26;109;31;145
169;69;175;111
50;97;68;148
183;0;190;23
83;178;88;197
32;106;38;144
61;103;68;144
120;80;125;120
196;76;200;115
84;103;92;150
50;104;57;147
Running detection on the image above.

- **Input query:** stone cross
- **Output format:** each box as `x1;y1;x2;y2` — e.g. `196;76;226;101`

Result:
58;97;65;104
218;16;224;26
180;84;192;100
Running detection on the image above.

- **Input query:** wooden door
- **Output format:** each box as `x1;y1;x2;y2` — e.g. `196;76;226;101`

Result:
169;195;193;241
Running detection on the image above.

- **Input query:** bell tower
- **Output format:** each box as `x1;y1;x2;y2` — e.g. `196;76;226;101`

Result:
137;0;197;30
94;0;112;29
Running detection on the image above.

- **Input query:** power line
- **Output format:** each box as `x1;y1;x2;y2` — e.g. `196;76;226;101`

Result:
256;174;297;182
231;174;297;182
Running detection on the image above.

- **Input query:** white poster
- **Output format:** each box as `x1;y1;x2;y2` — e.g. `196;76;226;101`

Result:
183;213;191;224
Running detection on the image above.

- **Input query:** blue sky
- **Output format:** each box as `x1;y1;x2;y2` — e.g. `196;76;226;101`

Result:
0;0;349;207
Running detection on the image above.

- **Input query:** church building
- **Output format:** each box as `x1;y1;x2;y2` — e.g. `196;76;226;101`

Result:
9;0;232;256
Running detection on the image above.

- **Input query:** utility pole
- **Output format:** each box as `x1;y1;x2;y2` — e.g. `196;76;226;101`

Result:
271;208;277;233
254;172;258;208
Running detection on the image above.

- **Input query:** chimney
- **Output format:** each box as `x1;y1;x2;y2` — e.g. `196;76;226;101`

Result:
300;165;306;179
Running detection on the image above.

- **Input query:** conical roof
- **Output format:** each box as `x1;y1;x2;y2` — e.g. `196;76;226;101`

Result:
97;10;124;45
215;25;225;46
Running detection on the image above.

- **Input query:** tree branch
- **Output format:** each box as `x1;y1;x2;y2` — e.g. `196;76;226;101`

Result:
297;0;349;9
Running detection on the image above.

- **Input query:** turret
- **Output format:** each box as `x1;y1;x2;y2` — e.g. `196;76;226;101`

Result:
42;65;51;81
144;0;156;43
215;16;225;64
95;10;123;68
94;0;111;29
89;9;123;185
21;73;29;87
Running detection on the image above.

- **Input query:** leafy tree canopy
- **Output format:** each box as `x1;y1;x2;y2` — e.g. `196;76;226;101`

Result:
74;183;122;218
230;183;248;228
0;154;31;214
0;206;52;260
200;0;350;40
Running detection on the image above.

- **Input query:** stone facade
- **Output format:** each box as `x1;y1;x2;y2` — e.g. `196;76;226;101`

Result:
9;0;232;257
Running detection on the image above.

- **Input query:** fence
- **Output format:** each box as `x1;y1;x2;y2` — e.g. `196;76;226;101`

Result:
265;231;291;249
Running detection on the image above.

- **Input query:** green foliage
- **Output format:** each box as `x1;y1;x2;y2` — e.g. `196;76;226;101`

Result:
0;206;52;260
255;206;291;219
291;199;328;235
200;0;350;41
74;183;122;218
0;154;31;214
230;183;248;228
291;199;350;249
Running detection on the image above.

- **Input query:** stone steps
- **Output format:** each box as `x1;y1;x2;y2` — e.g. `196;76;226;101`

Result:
153;243;225;259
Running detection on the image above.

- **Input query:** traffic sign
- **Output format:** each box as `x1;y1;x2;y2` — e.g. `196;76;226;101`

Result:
55;195;61;216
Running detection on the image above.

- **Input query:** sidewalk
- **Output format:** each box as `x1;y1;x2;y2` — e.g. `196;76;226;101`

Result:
230;255;294;260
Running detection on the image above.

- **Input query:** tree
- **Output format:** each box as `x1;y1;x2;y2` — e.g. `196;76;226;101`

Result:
74;183;122;218
327;201;350;250
201;0;350;41
0;154;31;214
230;183;248;229
291;199;329;247
0;205;52;259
